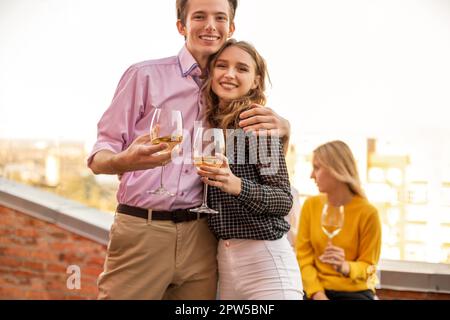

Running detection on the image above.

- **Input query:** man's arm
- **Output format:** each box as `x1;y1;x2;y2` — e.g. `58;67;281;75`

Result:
238;104;291;155
89;134;171;175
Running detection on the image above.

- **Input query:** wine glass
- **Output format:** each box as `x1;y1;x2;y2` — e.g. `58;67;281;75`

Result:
321;201;344;242
190;127;225;214
147;107;183;196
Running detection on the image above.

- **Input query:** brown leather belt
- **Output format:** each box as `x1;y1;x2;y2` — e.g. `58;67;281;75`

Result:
116;204;207;223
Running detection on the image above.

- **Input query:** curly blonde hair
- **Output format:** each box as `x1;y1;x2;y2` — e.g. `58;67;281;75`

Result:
202;39;269;129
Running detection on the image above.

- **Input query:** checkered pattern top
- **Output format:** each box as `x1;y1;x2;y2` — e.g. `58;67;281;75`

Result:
207;132;293;240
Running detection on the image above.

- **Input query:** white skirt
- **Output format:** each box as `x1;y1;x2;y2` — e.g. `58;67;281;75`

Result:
217;235;304;300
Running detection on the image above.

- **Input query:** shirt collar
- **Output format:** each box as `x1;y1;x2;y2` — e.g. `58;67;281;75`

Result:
178;45;202;78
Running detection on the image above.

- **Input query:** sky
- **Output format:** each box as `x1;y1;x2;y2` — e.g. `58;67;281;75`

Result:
1;0;450;147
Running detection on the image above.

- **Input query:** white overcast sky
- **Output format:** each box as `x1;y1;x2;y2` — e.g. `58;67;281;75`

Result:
0;0;449;146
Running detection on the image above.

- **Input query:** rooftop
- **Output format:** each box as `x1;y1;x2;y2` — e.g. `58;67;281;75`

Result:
0;177;113;245
0;177;449;298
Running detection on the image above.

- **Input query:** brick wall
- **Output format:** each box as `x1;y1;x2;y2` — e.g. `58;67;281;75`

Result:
0;205;106;300
377;289;450;300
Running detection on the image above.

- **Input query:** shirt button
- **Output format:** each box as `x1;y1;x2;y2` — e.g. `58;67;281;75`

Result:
184;169;189;174
180;192;185;196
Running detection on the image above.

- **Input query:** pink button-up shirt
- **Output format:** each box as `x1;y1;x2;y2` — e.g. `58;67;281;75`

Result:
88;46;204;210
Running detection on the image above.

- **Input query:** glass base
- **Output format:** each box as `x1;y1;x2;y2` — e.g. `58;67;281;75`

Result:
190;205;219;214
147;187;175;197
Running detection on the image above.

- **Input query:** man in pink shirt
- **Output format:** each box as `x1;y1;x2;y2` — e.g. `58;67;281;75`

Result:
88;0;291;300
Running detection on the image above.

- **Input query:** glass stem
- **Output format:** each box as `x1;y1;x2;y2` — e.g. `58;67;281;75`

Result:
160;165;165;188
202;183;208;207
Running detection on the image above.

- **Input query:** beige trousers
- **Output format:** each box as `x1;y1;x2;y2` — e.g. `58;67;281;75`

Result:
97;213;218;300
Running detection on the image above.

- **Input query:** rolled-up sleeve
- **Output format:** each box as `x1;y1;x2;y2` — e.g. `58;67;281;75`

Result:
87;66;148;166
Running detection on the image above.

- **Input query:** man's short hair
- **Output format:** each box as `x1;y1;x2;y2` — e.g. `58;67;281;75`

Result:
176;0;238;25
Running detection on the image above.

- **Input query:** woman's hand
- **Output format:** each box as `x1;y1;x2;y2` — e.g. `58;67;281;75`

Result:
319;241;350;276
197;154;242;196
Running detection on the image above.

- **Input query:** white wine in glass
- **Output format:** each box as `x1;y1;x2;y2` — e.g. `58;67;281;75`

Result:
148;107;183;196
321;202;344;241
151;135;183;153
193;155;223;168
190;127;225;214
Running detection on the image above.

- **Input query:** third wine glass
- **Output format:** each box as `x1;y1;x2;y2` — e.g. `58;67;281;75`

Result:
321;201;344;242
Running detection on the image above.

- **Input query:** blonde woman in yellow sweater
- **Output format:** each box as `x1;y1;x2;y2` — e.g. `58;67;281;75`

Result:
295;140;381;300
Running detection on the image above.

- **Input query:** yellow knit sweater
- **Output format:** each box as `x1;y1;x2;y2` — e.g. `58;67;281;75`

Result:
295;195;382;298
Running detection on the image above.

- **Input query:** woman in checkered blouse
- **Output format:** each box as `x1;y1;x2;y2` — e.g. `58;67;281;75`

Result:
196;39;303;300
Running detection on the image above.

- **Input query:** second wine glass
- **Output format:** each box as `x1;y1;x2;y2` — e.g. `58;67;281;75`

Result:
190;127;225;214
147;107;183;196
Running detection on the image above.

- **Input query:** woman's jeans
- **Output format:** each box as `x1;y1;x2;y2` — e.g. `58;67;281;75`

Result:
217;236;303;300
